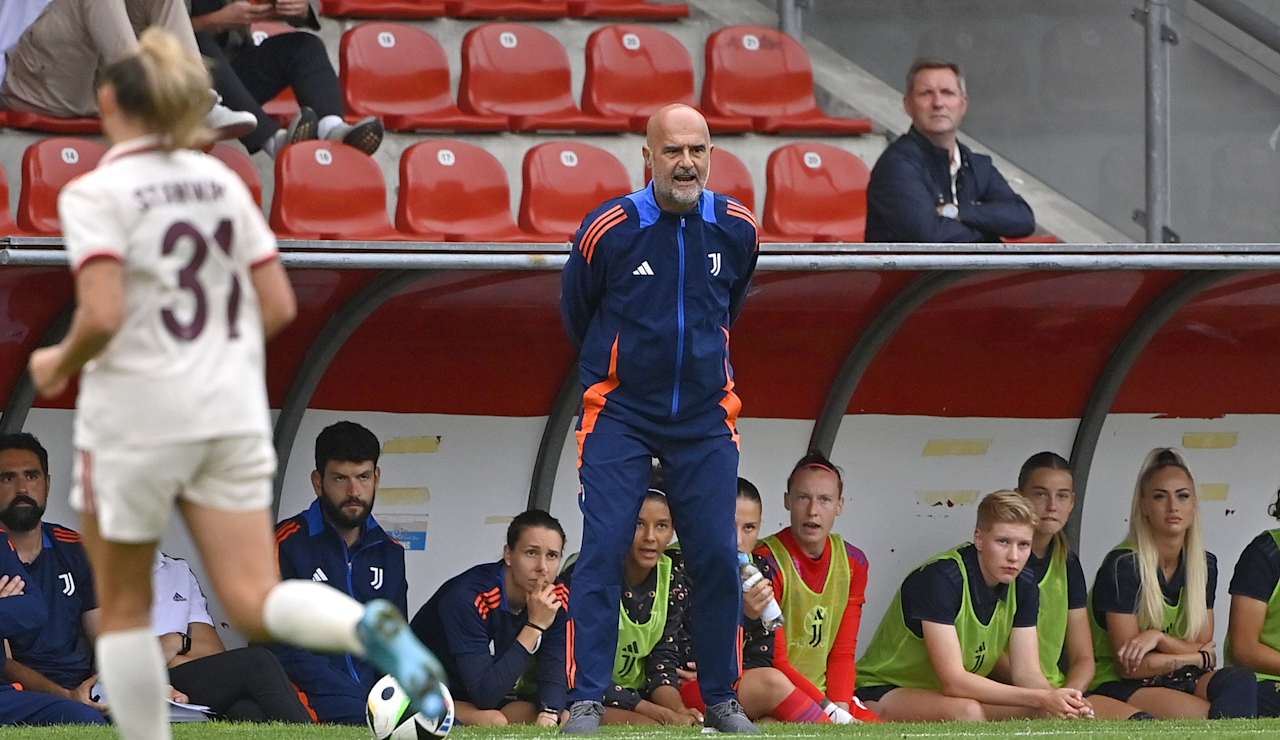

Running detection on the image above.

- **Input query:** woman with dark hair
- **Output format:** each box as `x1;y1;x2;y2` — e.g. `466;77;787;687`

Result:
1088;448;1256;718
1227;488;1280;716
1012;452;1147;719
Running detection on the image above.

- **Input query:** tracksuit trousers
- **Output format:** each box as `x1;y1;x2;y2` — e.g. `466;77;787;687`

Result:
567;412;742;708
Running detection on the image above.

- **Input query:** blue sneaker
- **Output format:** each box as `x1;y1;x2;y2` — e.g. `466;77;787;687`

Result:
357;600;447;719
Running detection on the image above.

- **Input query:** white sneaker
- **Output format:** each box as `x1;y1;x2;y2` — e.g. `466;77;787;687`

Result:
206;104;258;141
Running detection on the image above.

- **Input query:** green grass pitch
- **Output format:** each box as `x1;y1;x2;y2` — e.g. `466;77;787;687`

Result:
2;720;1280;739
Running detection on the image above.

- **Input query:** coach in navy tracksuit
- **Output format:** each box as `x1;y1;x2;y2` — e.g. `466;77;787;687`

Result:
559;104;759;734
271;422;407;724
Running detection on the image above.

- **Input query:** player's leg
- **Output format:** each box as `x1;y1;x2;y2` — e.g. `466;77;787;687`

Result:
177;436;447;716
661;434;743;712
454;701;508;727
73;445;187;740
600;707;658;725
499;700;538;724
871;687;987;721
1124;686;1210;718
1087;694;1152;719
565;419;653;724
1194;666;1258;718
738;667;827;723
0;687;108;726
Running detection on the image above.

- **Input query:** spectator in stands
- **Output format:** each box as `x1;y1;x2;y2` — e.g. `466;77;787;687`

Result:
0;433;168;723
1228;488;1280;716
271;421;407;725
153;552;312;722
0;0;255;137
856;491;1092;721
865;58;1035;243
189;0;384;157
560;102;759;735
562;490;700;727
1011;453;1149;720
753;453;878;722
1088;448;1257;718
410;510;568;728
676;477;847;725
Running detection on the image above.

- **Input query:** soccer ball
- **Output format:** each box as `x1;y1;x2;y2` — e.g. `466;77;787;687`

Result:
366;674;455;739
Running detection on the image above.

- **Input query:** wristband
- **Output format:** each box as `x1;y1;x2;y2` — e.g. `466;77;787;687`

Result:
177;632;192;656
1199;650;1210;670
525;621;547;633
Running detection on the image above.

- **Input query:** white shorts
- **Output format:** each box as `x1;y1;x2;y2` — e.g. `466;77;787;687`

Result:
71;435;276;543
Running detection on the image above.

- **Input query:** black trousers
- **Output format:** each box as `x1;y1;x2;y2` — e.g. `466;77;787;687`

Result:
196;30;345;152
169;647;312;723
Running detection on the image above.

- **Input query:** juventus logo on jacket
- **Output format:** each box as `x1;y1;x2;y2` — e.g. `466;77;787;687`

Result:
708;252;722;276
59;573;75;596
370;567;384;590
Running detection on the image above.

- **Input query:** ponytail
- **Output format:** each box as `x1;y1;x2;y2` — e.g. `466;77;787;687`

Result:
101;28;213;151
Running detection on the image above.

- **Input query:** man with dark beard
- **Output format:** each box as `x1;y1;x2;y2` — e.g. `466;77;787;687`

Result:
270;421;407;724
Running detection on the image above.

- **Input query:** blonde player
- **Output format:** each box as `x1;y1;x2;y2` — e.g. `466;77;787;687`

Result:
27;28;445;740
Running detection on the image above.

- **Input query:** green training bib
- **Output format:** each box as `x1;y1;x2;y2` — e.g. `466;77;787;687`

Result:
763;533;850;693
857;545;1017;691
612;554;671;690
1036;539;1070;688
1088;544;1188;689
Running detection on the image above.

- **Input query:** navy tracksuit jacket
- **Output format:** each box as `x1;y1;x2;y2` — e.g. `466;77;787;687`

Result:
560;183;758;707
270;500;407;724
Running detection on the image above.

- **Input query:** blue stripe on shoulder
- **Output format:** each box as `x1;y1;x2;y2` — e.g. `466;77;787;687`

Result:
626;184;660;228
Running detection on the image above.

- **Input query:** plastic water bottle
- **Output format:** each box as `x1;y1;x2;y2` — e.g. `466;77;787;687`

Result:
738;552;784;632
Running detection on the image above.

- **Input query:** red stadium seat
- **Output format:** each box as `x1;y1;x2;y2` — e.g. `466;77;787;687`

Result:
460;24;629;132
703;26;872;135
250;23;303;127
18;138;107;235
763;143;869;242
519;142;631;240
0;164;19;236
1003;233;1060;244
569;0;688;20
0;108;100;135
209;143;264;206
270;141;412;240
321;0;446;18
341;23;507;132
582;25;751;134
445;0;569;18
642;147;755;213
396;140;530;241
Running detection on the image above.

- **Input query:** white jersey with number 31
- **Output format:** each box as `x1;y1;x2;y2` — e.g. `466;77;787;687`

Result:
58;136;278;450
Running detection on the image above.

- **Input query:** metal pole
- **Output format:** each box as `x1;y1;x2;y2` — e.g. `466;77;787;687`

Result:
778;0;802;38
1144;0;1174;243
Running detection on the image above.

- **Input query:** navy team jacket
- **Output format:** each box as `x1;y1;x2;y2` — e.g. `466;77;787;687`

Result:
561;183;759;429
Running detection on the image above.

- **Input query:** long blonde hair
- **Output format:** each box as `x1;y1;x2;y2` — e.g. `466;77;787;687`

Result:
100;28;213;150
1125;447;1207;640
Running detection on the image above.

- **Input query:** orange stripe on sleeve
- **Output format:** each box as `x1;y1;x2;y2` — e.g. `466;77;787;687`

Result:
575;335;621;468
583;211;627;264
577;205;623;259
566;618;577;689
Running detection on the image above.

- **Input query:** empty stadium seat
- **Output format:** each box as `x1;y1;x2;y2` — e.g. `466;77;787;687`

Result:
0;108;100;135
702;26;873;135
270;141;411;240
460;24;629;132
396;140;529;241
582;25;751;134
0;164;18;236
341;23;507;132
569;0;688;20
18;138;107;235
321;0;446;18
250;23;303;127
763;143;869;242
642;147;755;213
519;142;631;240
209;143;264;206
445;0;569;18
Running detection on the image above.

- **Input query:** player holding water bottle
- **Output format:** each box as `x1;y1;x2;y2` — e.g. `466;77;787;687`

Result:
676;476;867;724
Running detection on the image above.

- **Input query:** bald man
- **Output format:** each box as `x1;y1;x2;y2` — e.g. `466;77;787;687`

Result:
559;104;760;734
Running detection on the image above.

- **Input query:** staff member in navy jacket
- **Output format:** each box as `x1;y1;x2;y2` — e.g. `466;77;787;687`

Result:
411;510;568;728
865;58;1035;243
559;103;759;735
271;421;407;724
